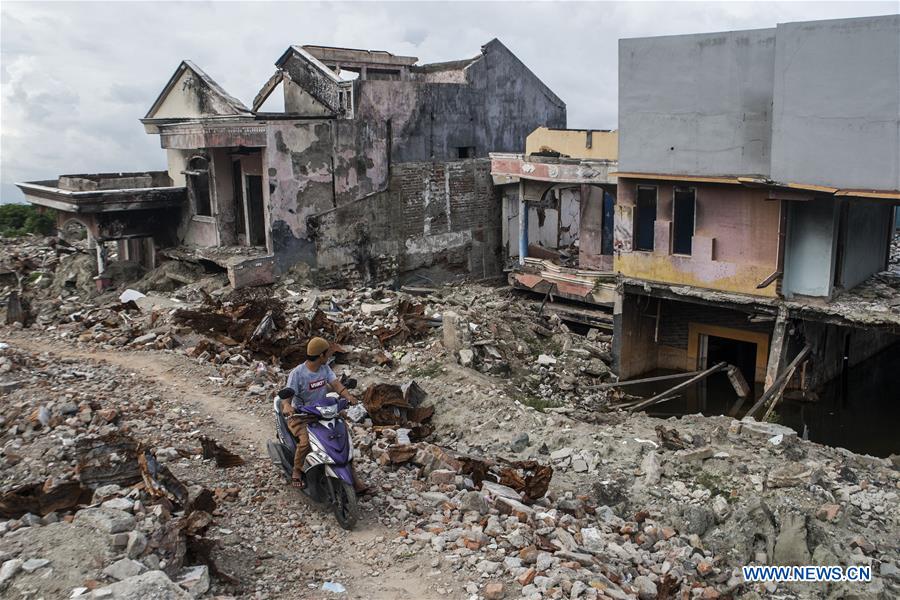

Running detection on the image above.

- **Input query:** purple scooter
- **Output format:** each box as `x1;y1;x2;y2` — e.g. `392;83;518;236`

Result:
267;389;359;529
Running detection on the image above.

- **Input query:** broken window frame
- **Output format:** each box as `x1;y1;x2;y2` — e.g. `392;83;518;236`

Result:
672;186;696;256
186;154;213;218
634;185;657;252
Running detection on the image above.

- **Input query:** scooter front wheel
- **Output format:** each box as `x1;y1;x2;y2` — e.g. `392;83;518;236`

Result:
332;479;358;530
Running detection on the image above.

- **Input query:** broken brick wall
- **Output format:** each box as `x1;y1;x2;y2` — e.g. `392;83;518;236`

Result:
315;158;502;286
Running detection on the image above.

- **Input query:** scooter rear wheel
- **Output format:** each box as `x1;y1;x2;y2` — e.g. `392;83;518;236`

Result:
333;480;358;530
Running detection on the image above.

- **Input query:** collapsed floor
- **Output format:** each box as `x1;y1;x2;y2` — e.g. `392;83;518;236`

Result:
0;234;898;600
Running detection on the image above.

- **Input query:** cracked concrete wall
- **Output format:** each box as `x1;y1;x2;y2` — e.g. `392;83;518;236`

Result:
353;41;566;162
619;28;776;177
771;16;900;191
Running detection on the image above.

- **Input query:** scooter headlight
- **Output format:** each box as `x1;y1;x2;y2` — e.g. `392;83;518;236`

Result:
317;404;339;419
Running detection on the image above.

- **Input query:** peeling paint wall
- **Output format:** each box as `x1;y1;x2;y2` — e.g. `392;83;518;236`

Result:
615;179;780;297
152;69;243;119
265;120;335;272
332;119;389;204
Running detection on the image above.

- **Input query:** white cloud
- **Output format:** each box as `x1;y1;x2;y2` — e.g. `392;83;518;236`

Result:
2;1;895;203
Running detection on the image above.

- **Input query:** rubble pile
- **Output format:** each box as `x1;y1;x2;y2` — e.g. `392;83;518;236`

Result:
4;236;621;418
0;345;240;598
2;234;899;598
350;402;899;600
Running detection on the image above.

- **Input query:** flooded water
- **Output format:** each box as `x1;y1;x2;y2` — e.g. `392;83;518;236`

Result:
779;343;900;458
627;343;900;457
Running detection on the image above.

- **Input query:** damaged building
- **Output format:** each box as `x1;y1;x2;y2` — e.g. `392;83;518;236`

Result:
490;128;618;328
613;15;900;450
17;40;565;288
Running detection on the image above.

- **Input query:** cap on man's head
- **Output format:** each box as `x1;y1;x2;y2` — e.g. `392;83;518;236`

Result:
307;337;330;358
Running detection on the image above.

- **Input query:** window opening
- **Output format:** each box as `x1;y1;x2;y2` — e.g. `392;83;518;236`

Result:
186;155;212;217
635;186;657;251
673;186;696;255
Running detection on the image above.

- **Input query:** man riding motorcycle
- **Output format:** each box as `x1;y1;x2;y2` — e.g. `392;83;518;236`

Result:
282;337;367;493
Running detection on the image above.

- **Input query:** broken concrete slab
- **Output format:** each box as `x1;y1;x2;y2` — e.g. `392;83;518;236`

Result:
20;558;51;573
767;463;823;488
73;508;135;534
494;496;535;522
739;418;798;442
480;481;521;501
175;565;209;598
88;570;191;599
773;513;811;566
103;558;146;581
0;559;23;585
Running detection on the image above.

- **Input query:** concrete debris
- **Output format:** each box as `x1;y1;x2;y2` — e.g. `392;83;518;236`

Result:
0;233;898;599
88;570;192;599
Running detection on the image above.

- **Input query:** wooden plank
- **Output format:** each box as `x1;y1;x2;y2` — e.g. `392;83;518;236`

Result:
745;344;811;420
613;172;741;185
592;370;704;390
764;306;788;390
628;362;728;412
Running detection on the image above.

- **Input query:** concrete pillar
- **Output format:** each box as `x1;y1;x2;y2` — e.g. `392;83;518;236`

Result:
518;180;528;266
764;305;789;390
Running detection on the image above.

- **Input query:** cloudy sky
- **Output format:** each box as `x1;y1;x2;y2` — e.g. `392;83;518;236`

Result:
1;1;895;203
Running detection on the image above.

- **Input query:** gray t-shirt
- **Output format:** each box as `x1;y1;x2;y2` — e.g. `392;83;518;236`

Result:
287;362;337;410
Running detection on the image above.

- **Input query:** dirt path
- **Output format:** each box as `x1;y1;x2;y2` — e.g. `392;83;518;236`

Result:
4;333;444;599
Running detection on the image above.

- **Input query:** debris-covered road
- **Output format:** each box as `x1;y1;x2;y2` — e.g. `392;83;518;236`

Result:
1;235;898;599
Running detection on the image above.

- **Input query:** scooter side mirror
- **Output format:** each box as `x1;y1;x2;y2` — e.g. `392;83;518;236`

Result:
277;388;295;400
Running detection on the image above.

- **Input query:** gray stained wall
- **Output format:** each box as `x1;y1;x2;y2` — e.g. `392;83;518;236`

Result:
353;40;566;162
782;197;839;299
618;28;776;177
618;14;900;190
837;201;894;291
770;15;900;191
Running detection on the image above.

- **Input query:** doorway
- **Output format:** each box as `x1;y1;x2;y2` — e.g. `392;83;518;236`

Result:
245;175;266;247
698;334;758;413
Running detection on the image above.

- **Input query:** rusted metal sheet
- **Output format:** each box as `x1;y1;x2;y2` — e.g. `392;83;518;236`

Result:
0;480;91;518
139;448;189;507
200;437;245;468
373;300;431;347
362;382;434;437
